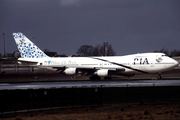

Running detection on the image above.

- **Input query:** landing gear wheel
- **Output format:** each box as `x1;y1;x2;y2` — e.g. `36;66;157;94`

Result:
89;75;101;80
104;77;112;80
157;74;162;79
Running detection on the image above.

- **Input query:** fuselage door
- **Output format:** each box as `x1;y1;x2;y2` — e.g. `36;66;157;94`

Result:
127;62;131;67
150;57;155;67
150;61;154;67
99;62;103;67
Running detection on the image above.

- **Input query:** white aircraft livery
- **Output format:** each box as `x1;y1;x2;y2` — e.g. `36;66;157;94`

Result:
13;32;179;79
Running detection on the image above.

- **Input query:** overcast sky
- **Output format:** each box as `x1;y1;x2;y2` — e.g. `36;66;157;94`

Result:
0;0;180;56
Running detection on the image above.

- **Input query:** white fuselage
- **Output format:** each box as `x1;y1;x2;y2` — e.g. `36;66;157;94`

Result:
18;53;179;77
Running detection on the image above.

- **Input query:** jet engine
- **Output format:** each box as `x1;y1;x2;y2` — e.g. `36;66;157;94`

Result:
64;68;77;75
96;69;110;77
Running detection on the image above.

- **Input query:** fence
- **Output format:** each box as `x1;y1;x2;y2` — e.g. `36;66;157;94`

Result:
0;60;44;73
0;85;180;114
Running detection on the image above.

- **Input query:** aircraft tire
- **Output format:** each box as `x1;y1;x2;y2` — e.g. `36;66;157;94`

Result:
104;77;112;80
89;75;101;80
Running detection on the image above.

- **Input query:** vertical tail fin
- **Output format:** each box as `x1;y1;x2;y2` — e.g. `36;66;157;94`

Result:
13;32;48;58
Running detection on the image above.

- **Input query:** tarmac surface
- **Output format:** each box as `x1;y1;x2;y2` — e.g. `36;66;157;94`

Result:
0;80;180;90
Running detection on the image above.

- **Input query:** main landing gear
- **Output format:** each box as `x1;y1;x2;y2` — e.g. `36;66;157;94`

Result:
89;75;112;80
89;75;101;80
158;73;162;79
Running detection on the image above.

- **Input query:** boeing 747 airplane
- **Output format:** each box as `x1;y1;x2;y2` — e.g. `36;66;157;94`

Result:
13;32;179;79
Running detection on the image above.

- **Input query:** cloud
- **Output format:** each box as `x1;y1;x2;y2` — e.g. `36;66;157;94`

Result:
60;0;80;6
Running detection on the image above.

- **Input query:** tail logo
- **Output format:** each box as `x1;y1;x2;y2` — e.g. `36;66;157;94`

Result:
19;39;25;43
13;33;47;58
17;43;47;58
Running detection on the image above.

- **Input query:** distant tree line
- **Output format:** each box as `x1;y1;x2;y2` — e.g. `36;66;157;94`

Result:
1;46;180;59
76;43;116;57
155;47;180;57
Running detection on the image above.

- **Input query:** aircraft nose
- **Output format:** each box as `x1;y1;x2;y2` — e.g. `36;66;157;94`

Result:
172;59;179;67
175;60;179;66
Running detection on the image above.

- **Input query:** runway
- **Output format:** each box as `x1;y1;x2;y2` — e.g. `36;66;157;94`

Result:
0;80;180;90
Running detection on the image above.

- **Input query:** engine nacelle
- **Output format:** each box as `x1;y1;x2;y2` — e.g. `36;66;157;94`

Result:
64;68;77;75
96;69;109;77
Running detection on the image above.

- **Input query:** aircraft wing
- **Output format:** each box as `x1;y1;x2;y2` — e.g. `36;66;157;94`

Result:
40;65;125;70
39;65;125;76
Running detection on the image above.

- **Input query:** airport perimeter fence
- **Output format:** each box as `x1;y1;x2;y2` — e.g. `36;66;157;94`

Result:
0;60;45;73
0;85;180;114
